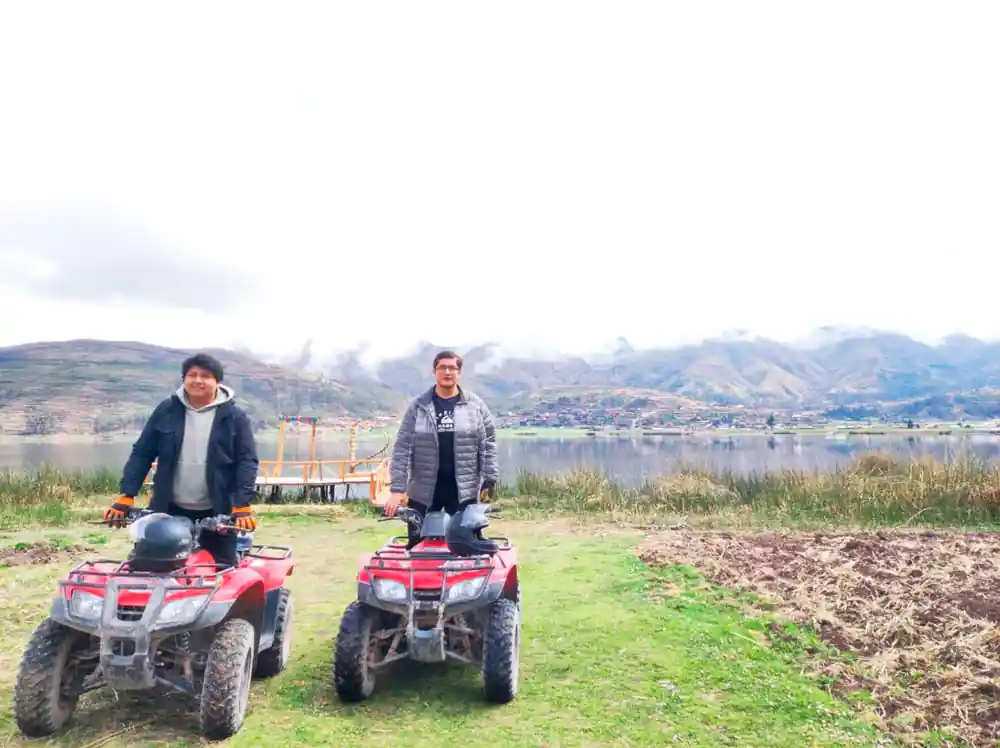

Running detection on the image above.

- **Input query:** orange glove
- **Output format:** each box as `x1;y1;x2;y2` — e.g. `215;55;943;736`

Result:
479;480;496;503
104;495;135;526
232;506;257;532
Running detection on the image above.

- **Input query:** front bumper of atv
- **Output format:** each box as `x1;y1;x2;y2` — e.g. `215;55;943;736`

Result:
358;549;513;665
51;561;234;691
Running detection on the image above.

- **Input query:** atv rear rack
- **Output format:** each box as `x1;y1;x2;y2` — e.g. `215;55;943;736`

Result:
246;545;293;560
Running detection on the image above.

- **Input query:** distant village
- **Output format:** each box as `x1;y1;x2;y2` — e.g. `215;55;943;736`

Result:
492;397;993;433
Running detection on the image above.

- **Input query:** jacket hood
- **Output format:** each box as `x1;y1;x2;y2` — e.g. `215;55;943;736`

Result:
176;383;235;412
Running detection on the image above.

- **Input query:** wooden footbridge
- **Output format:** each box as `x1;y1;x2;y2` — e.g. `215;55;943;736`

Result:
144;415;393;506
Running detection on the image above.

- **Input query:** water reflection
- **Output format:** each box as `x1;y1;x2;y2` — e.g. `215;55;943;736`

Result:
4;433;1000;487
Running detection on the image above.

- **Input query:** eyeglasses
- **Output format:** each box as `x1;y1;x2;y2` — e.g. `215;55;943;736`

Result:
436;366;460;373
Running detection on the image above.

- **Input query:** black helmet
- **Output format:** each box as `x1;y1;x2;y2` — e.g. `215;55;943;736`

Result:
126;513;195;573
446;503;499;557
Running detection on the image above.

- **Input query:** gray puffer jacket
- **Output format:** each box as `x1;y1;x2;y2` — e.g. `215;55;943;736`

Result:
390;386;499;507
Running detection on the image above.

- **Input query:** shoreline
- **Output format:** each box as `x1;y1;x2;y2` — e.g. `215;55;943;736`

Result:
1;424;996;446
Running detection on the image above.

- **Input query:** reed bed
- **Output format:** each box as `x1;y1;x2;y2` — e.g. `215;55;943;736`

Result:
506;453;1000;528
5;453;1000;529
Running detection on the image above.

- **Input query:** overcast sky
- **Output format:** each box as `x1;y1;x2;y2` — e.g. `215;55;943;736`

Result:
1;1;998;365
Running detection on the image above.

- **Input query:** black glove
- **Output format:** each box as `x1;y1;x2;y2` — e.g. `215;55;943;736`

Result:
479;480;496;502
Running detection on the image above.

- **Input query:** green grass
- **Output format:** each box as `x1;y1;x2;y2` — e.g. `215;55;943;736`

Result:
0;513;888;747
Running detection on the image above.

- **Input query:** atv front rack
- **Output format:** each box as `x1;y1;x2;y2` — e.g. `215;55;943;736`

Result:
62;558;235;592
60;559;228;625
385;535;513;551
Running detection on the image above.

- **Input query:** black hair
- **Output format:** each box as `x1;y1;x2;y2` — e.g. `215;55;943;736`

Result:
182;352;224;382
433;350;463;370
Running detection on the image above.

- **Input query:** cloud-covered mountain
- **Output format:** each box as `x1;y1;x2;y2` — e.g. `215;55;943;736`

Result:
0;340;405;435
315;330;1000;417
7;329;1000;434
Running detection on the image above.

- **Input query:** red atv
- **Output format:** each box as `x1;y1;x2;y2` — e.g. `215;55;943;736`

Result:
332;504;521;704
12;508;295;741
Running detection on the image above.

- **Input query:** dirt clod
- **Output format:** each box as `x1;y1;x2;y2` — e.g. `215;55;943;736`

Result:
639;528;1000;747
0;542;89;567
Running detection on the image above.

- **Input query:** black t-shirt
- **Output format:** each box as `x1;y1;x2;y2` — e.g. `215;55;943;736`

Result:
432;392;460;510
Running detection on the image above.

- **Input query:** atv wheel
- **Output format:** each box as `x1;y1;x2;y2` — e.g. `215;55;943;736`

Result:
482;597;520;704
254;588;293;678
199;618;256;740
332;601;376;702
13;618;86;737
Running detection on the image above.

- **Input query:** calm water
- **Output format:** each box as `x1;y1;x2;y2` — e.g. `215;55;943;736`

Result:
3;433;1000;486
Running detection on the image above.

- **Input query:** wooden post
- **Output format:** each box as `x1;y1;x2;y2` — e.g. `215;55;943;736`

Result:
349;420;358;473
308;418;318;481
275;417;286;478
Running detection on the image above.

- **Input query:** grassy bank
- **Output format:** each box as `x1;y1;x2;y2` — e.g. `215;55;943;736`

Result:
4;453;1000;530
0;465;119;529
0;515;884;747
509;453;1000;528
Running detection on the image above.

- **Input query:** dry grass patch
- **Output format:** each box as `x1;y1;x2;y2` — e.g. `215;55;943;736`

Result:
639;528;1000;747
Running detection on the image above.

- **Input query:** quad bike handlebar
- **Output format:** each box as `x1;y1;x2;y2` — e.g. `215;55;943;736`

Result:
378;507;424;525
378;504;503;529
89;508;245;536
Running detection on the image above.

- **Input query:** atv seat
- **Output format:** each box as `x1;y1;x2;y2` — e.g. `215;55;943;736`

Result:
418;510;451;539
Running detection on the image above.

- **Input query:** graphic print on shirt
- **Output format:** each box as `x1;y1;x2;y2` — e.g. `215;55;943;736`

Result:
436;403;455;433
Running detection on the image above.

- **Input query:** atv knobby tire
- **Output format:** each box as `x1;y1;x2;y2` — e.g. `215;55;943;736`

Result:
509;580;521;608
332;601;376;702
13;618;86;737
199;617;256;740
254;588;293;678
482;597;520;704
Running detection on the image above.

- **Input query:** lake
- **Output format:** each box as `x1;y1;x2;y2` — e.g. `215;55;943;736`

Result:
3;432;1000;486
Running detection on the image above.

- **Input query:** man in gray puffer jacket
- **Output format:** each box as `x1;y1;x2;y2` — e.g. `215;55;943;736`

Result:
386;350;499;545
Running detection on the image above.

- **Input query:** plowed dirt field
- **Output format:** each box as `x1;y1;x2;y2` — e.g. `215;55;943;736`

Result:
639;529;1000;746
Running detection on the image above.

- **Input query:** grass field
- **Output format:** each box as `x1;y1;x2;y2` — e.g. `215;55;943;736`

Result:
0;510;889;748
3;456;1000;745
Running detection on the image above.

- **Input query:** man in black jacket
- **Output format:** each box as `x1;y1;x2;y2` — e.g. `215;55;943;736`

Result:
104;353;260;567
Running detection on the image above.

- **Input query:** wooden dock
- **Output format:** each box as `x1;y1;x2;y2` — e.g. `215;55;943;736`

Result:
143;415;394;506
255;456;392;503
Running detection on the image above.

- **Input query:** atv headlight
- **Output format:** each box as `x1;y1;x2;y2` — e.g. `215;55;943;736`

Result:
70;590;105;619
157;594;210;626
372;578;408;603
446;576;487;603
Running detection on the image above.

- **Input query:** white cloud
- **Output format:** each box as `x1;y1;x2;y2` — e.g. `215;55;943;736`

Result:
0;1;998;360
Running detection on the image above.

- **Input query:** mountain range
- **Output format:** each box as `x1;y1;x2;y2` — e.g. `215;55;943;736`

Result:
0;340;404;435
319;330;1000;417
4;329;1000;434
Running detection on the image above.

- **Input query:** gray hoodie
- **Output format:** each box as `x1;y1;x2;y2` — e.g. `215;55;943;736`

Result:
172;383;235;511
